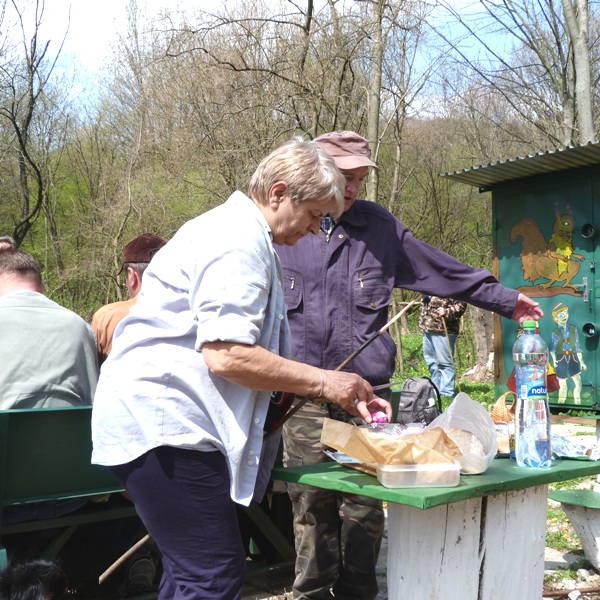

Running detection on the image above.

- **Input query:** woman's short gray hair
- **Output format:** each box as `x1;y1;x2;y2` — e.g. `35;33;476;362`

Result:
248;137;345;218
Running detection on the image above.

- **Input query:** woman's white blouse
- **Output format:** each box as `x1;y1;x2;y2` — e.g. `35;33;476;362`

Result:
91;191;291;505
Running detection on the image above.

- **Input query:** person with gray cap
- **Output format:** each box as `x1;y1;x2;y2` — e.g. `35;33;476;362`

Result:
275;130;542;600
91;233;167;365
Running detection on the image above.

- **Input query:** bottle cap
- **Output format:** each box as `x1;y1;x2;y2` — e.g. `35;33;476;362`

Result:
522;320;536;331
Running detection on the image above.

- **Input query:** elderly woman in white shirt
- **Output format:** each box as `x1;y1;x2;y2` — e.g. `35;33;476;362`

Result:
91;137;391;600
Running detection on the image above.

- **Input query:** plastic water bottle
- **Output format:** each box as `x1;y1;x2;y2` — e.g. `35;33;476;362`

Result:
512;320;551;468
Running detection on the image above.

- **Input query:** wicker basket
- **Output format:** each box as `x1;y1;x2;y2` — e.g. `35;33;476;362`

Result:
490;391;516;423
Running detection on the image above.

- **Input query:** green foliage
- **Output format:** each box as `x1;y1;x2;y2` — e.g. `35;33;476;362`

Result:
544;530;581;553
392;332;495;410
549;477;596;491
456;382;495;408
393;333;429;380
556;409;596;418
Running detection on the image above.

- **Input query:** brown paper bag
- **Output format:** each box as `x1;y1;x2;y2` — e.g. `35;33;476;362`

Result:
321;418;461;465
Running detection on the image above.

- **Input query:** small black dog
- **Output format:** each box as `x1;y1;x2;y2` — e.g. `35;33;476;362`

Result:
0;559;68;600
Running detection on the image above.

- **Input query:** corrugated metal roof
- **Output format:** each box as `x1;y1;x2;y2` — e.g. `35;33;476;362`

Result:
441;142;600;191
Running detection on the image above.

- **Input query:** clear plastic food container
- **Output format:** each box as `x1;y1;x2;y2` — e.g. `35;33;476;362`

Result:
376;461;461;488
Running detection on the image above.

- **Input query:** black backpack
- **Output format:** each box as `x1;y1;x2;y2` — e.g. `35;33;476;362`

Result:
396;377;442;425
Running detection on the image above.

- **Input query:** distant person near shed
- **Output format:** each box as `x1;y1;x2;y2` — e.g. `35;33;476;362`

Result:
419;294;467;397
92;233;167;365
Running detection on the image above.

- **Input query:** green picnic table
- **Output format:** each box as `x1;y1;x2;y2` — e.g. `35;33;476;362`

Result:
272;457;600;600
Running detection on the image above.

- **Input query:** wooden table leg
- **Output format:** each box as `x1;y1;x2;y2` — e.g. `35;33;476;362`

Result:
387;497;482;600
386;485;547;600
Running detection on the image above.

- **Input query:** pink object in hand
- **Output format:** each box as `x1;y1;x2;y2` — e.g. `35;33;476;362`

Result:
370;411;389;424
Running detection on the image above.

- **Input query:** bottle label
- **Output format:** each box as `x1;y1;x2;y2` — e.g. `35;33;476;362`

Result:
517;367;547;400
508;422;516;458
519;383;546;397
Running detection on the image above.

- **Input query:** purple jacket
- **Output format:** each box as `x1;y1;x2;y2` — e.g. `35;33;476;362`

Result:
275;200;518;386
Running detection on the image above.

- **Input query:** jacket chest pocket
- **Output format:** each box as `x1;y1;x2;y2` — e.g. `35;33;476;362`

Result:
353;271;393;311
282;271;303;311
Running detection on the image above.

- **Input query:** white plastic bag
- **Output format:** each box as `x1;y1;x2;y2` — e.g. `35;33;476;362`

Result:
425;392;497;474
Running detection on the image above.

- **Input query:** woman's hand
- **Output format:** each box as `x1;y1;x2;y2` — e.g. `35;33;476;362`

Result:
350;396;393;423
320;370;393;423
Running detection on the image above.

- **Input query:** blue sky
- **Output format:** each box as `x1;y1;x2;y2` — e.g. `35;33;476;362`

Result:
16;0;482;104
44;1;174;75
45;0;474;75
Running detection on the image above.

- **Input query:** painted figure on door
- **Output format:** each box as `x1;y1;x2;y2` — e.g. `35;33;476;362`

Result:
549;302;587;404
510;207;584;296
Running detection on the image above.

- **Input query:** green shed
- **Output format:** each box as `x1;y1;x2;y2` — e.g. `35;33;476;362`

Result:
443;143;600;411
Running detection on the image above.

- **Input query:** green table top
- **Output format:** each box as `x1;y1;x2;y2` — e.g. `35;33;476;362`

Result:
271;458;600;510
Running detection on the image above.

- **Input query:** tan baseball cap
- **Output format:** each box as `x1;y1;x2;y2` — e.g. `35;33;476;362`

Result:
314;131;379;171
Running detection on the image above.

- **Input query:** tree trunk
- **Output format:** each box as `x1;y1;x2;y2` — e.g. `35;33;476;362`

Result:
367;0;383;202
561;0;596;143
460;306;494;383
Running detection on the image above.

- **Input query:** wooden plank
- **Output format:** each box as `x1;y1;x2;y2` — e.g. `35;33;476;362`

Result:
479;486;547;599
560;502;600;568
386;499;482;600
385;486;548;600
242;502;295;561
0;407;122;503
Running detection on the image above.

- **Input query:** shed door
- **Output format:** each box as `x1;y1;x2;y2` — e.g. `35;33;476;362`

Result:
495;173;597;410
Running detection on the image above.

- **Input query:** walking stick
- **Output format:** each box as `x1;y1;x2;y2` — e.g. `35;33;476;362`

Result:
272;299;418;431
98;533;152;585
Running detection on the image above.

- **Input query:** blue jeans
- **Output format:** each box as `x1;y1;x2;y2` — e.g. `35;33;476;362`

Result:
422;332;457;397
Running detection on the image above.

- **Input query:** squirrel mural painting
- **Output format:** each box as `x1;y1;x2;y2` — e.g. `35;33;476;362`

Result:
510;207;584;294
507;208;590;405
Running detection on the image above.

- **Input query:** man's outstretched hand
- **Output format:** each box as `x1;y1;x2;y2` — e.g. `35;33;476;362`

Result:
511;293;544;322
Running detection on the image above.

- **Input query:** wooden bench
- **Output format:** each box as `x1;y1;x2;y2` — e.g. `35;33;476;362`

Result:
548;489;600;569
0;406;295;589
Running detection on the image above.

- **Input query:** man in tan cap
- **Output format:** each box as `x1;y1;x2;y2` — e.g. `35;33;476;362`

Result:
275;130;542;600
92;233;167;365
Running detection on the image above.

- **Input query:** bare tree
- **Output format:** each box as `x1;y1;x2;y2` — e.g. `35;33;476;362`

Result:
88;0;502;378
366;0;384;201
562;0;596;142
435;0;597;147
0;0;70;250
